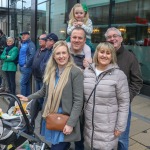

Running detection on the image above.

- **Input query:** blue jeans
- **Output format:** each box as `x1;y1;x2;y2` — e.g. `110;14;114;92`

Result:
118;106;131;150
20;66;32;96
51;142;70;150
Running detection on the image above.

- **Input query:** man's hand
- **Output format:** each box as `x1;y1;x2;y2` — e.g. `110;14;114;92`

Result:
63;125;73;135
83;58;92;68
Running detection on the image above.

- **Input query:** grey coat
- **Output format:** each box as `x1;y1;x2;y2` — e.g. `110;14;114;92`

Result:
28;66;83;142
83;63;130;150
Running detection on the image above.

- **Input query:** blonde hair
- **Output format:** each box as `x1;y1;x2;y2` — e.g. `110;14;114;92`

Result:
69;3;89;25
93;42;117;66
43;40;74;84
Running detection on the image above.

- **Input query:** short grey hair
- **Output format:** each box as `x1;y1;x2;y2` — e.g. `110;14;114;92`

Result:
7;37;14;43
104;27;122;38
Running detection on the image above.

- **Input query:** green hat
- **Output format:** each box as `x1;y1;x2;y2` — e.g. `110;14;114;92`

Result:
82;3;88;12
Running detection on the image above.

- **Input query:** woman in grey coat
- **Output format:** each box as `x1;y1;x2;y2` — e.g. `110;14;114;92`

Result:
83;42;130;150
17;41;83;150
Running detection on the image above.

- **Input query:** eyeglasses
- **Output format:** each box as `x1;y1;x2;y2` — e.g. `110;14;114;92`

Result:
38;37;46;40
106;34;121;40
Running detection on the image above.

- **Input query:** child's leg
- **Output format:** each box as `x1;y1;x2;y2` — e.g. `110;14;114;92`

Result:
86;38;95;52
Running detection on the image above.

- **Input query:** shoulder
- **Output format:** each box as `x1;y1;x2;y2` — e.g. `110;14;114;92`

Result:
70;65;83;77
113;68;127;80
12;46;18;51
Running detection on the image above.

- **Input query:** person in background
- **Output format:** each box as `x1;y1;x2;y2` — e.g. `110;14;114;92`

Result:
40;33;58;73
30;34;47;127
67;3;94;52
0;29;9;92
19;31;36;96
84;42;130;150
17;41;83;150
105;27;143;150
1;37;18;108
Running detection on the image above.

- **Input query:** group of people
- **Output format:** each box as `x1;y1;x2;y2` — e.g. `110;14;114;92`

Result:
0;3;143;150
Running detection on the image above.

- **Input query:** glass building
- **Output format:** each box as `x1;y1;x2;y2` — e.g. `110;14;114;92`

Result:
0;0;150;96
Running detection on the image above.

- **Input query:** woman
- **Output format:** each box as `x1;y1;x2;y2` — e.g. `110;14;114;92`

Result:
83;42;130;150
17;41;83;150
1;37;18;94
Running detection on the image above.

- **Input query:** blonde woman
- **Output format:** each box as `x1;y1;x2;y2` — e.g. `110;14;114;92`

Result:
83;42;130;150
17;41;83;150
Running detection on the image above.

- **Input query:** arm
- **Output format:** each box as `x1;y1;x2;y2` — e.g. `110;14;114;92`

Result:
67;22;75;35
1;47;18;61
66;69;84;127
115;71;130;133
26;42;36;67
129;55;143;101
81;19;93;35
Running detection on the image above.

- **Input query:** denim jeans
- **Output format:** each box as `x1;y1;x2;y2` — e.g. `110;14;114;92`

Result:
20;66;32;96
51;142;70;150
118;106;131;150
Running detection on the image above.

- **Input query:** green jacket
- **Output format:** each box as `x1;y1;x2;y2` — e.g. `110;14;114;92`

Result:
1;46;18;71
28;66;84;142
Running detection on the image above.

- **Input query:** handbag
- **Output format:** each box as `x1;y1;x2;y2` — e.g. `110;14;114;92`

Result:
46;113;69;131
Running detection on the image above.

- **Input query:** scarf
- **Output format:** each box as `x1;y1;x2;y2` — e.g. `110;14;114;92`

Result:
42;62;74;118
5;44;15;55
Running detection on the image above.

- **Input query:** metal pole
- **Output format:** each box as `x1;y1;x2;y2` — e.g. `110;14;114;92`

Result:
22;0;23;32
108;0;115;28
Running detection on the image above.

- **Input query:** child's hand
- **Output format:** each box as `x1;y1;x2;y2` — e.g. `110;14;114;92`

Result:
73;21;78;27
77;21;83;26
16;94;29;102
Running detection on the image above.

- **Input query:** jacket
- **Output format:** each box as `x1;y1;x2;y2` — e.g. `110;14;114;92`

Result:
27;66;84;142
1;46;18;71
19;39;36;68
83;63;130;150
67;18;93;39
117;45;143;101
32;48;47;81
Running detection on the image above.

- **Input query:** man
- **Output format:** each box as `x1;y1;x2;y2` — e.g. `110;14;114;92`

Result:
19;31;36;96
30;34;47;125
104;27;143;150
69;27;92;150
30;33;58;127
40;33;58;73
0;29;9;92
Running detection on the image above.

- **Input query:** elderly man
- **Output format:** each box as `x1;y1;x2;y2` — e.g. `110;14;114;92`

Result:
19;31;36;96
105;27;143;150
69;27;92;150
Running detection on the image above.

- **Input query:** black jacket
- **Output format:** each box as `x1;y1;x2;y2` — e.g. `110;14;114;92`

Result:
117;45;143;101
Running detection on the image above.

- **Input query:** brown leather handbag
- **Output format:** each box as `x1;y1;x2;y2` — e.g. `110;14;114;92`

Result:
46;113;69;131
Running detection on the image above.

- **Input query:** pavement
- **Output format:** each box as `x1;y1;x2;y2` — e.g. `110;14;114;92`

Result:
1;71;150;150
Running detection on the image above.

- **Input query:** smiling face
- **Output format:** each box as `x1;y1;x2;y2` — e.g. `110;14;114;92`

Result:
106;30;123;50
54;45;70;69
74;6;85;21
70;29;86;53
97;46;112;70
7;38;14;46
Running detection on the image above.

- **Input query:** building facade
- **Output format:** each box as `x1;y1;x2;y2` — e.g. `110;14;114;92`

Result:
0;0;150;96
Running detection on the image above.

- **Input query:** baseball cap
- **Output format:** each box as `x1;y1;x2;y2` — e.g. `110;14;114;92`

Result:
20;31;30;35
46;33;58;42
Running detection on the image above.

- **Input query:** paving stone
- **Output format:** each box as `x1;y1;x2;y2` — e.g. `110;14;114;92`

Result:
129;138;137;146
129;143;147;150
130;119;150;136
131;129;150;147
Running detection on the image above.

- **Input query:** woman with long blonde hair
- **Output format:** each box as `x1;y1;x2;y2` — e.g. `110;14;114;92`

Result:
17;41;84;150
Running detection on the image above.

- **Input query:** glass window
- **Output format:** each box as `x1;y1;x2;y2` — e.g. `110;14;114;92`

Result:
50;0;67;40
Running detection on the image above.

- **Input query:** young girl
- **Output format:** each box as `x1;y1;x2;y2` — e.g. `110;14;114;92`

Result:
67;3;94;52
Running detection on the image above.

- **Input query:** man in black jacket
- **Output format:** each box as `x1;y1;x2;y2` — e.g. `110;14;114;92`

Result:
105;27;143;150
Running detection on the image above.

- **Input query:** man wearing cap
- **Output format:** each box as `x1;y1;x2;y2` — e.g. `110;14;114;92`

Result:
40;33;58;73
19;31;36;96
29;34;47;126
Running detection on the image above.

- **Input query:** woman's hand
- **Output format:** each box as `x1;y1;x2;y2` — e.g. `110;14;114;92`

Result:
83;58;92;68
16;94;29;102
63;125;73;135
114;130;122;137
